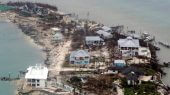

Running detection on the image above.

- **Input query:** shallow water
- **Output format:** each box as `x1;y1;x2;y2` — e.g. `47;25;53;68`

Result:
14;0;170;84
0;20;45;94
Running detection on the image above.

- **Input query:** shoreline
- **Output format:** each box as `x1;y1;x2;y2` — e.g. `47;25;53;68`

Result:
0;2;170;95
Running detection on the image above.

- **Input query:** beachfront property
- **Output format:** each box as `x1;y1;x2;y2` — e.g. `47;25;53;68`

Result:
25;65;48;88
70;50;90;65
85;36;105;46
138;47;151;58
96;30;112;39
113;60;126;67
118;37;140;57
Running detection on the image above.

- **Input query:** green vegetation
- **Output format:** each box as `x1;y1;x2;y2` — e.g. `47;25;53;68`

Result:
143;67;156;75
124;88;136;95
124;82;160;95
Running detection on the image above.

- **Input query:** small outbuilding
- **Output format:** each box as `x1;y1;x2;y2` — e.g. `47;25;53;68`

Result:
51;27;61;32
113;60;126;67
70;50;90;65
138;76;153;84
138;47;151;58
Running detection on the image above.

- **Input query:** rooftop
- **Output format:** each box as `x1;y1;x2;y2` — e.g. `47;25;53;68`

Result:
118;37;140;47
25;64;48;79
85;36;103;41
138;47;151;58
51;27;61;31
70;50;89;58
114;60;126;64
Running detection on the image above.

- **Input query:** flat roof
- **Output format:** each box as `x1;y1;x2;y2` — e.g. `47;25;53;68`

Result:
114;60;126;64
85;36;103;41
25;65;48;79
138;47;151;58
51;27;60;31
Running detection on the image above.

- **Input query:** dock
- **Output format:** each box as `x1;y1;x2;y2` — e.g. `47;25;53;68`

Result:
0;77;20;81
158;41;170;48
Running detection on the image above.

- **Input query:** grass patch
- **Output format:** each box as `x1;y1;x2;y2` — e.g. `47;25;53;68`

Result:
124;82;160;95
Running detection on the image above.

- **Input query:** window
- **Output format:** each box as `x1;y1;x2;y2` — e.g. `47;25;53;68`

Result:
79;57;84;60
135;52;138;56
124;47;127;50
142;50;147;52
71;61;74;64
94;41;98;44
32;79;36;82
132;47;135;50
32;84;36;87
37;84;40;86
37;79;40;82
85;56;89;59
84;61;88;64
27;79;31;82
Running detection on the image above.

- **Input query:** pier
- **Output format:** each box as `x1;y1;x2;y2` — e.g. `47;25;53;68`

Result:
0;76;20;81
158;41;170;48
0;72;22;81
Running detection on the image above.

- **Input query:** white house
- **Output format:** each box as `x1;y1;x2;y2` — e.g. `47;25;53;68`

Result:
70;50;90;65
138;47;151;58
85;36;104;46
118;37;140;57
96;30;112;39
25;65;48;88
